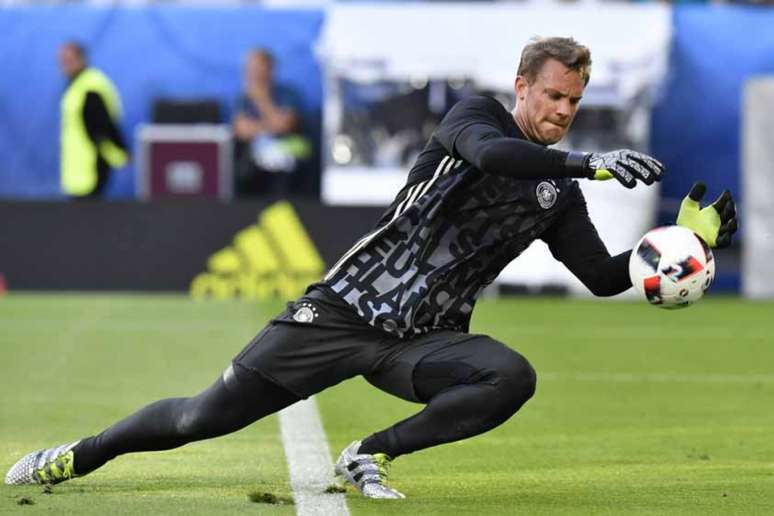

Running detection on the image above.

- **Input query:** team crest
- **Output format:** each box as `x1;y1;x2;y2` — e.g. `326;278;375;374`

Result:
536;181;558;209
292;302;319;323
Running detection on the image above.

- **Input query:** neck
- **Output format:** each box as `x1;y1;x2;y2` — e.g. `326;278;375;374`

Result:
511;106;535;143
68;67;87;83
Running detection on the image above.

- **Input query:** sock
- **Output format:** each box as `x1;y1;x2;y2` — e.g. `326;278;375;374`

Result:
357;432;396;457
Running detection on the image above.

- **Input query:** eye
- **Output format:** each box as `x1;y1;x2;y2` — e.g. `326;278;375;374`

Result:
570;98;581;106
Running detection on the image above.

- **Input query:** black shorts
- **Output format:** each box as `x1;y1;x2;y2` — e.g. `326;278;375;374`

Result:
233;287;528;401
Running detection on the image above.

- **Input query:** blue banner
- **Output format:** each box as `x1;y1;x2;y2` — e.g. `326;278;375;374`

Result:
3;5;774;204
652;5;774;209
0;6;324;198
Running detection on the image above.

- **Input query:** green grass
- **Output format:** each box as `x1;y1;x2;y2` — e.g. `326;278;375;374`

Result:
2;294;774;514
0;295;292;515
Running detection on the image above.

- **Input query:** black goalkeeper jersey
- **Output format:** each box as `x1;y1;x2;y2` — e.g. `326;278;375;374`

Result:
320;95;630;337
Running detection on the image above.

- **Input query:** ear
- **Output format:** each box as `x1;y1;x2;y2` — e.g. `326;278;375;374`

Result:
515;75;528;102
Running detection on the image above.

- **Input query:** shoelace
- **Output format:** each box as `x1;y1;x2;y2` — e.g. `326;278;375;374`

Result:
36;455;74;483
371;453;392;482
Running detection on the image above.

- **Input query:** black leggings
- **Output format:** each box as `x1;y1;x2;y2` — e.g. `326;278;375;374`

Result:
73;363;299;475
73;341;536;475
360;337;537;458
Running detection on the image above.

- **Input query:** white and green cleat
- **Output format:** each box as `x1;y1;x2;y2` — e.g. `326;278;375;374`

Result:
5;441;79;485
334;440;405;499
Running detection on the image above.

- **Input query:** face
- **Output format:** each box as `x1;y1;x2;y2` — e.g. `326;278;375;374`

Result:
514;58;585;145
58;45;85;79
245;52;273;85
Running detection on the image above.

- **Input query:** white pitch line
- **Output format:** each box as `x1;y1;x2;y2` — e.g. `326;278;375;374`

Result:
541;371;774;384
279;397;350;516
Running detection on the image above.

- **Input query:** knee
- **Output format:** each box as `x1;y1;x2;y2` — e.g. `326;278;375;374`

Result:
174;399;214;439
175;405;199;438
511;354;537;402
490;353;537;414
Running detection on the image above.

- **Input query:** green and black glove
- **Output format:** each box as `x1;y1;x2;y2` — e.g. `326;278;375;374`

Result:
676;181;738;248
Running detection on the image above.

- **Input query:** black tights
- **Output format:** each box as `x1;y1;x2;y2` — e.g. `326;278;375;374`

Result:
73;364;299;475
73;347;536;475
360;344;537;457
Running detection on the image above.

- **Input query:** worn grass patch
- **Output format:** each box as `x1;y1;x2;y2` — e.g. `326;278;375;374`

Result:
247;491;294;505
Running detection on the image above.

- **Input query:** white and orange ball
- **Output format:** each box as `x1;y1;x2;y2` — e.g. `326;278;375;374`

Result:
629;225;715;309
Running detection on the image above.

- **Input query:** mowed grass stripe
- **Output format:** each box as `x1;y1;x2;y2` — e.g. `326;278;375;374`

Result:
1;294;773;515
540;371;774;384
317;296;774;515
0;294;293;515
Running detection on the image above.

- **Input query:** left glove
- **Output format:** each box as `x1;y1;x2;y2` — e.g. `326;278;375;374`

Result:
676;181;738;248
586;149;665;188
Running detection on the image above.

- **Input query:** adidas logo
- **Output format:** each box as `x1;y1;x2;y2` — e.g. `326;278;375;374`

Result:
190;201;324;300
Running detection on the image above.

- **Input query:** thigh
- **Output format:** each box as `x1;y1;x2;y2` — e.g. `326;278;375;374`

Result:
364;330;476;402
233;290;388;399
366;332;532;403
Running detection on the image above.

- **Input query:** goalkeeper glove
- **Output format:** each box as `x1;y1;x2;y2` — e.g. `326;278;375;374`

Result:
676;181;738;248
581;149;665;188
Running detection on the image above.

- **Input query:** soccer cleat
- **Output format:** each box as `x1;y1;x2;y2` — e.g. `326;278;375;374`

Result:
5;441;79;486
334;440;405;499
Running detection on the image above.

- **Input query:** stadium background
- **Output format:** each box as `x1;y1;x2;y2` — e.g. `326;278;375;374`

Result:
1;3;773;515
1;5;772;202
0;3;772;297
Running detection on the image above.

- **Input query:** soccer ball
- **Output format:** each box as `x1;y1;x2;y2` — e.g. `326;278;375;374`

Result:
629;225;715;309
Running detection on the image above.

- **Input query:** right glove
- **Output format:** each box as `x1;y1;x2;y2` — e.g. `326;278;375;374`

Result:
586;149;665;189
676;181;738;248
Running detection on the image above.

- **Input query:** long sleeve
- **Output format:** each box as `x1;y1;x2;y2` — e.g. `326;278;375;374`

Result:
433;96;588;180
83;91;126;150
541;185;632;296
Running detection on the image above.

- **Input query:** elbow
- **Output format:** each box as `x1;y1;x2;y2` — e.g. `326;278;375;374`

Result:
588;284;621;298
475;146;499;175
474;138;517;176
584;275;629;297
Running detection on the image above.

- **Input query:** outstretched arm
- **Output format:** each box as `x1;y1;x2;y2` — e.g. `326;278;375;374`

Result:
542;181;740;297
434;96;575;179
435;96;663;187
541;186;631;297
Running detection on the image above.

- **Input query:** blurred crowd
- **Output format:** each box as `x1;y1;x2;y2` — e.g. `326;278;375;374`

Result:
3;0;774;5
57;41;309;200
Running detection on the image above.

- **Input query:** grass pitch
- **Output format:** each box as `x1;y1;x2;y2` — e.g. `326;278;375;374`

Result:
1;294;773;515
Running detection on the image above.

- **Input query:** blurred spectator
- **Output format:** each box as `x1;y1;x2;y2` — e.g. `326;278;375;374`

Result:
59;41;128;199
232;49;311;197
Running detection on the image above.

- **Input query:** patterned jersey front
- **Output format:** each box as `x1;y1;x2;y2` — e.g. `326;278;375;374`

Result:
321;96;584;337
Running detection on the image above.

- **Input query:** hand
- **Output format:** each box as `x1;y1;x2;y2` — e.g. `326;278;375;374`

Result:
233;115;263;140
677;181;738;248
249;84;272;106
587;149;664;188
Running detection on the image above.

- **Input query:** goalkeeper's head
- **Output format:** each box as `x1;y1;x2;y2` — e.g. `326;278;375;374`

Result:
513;37;592;146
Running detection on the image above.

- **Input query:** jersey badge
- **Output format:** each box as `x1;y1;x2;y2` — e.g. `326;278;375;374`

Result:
292;302;319;323
536;181;558;209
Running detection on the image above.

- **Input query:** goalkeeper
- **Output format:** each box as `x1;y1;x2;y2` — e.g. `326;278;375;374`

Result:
6;37;737;499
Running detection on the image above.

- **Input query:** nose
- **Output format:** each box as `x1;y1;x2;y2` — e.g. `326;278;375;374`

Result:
556;99;572;119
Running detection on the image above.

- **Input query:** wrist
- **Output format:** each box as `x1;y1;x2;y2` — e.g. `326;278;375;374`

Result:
565;151;592;178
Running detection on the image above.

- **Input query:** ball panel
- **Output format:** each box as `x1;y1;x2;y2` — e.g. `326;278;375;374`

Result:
643;275;662;305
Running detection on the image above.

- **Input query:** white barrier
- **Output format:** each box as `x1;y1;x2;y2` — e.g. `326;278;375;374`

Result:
742;78;774;298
